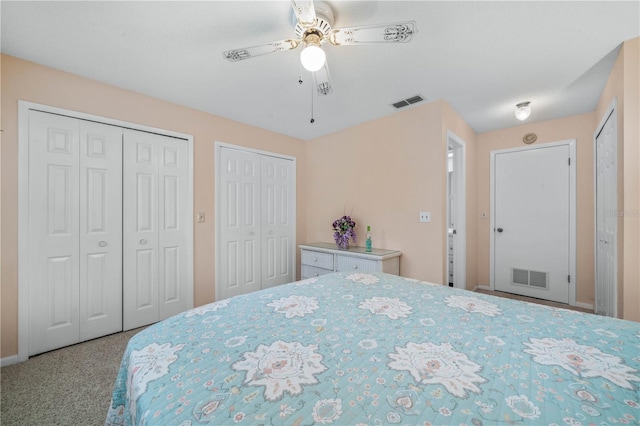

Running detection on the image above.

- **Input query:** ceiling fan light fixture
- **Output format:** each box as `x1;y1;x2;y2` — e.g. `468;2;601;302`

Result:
515;101;532;121
300;30;326;72
300;43;325;71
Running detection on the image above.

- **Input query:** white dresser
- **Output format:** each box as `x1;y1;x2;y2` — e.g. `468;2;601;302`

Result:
300;242;401;278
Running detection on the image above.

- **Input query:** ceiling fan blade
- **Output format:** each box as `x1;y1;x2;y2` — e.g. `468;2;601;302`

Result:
291;0;317;28
314;61;332;96
328;21;417;45
223;39;300;62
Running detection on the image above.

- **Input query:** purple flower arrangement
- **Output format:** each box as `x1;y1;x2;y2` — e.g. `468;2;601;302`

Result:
332;215;356;249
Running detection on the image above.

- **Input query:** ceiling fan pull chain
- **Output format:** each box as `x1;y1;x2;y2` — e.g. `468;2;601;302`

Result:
310;77;315;124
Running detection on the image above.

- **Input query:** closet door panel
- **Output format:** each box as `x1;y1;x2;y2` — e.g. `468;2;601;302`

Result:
219;147;261;299
123;129;159;330
158;137;191;319
260;155;295;289
28;111;81;356
79;121;123;340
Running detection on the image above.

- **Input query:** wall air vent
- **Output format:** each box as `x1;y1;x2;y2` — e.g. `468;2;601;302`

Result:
511;267;549;289
392;95;425;109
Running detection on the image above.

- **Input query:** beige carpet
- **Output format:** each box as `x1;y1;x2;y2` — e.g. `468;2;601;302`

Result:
0;327;145;426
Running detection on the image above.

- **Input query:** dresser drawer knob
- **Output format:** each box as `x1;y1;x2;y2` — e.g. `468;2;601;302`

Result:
314;258;318;262
315;273;319;277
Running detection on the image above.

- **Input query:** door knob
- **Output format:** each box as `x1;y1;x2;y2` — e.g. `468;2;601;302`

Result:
249;231;255;236
497;228;504;233
139;239;147;245
98;241;107;247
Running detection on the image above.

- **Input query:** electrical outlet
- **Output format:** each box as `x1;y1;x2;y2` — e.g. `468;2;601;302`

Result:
419;212;431;223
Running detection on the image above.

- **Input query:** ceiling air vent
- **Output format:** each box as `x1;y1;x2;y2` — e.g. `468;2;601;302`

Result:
392;95;425;109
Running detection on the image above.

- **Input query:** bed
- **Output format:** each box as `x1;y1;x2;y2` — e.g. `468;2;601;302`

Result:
106;272;640;425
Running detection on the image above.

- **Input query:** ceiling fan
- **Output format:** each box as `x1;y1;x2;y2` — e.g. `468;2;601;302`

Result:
223;0;417;96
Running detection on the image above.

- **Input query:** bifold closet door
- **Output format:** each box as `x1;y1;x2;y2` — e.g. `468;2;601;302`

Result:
260;155;295;289
28;111;123;356
218;147;295;299
79;120;123;341
219;147;261;300
123;129;190;330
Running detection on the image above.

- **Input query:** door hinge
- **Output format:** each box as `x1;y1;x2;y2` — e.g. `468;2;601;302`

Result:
568;275;571;283
568;158;571;166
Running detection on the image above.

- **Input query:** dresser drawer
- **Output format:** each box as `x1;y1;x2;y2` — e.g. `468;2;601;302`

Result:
336;255;379;273
302;265;334;279
301;250;334;270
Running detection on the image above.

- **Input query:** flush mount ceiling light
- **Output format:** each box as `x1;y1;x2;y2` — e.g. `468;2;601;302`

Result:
515;102;532;121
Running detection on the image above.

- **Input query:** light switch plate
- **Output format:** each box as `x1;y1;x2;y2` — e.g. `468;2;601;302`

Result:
197;212;205;223
419;211;431;223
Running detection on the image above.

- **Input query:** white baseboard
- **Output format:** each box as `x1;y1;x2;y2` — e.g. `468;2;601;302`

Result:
574;302;594;310
473;285;491;292
1;354;19;367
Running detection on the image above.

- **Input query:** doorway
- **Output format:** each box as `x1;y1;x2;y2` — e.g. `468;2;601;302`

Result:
446;131;466;289
490;140;576;304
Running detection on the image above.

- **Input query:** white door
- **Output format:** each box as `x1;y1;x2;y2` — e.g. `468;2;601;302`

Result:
123;129;191;329
218;147;261;299
123;129;160;330
28;112;81;355
28;112;123;355
261;155;295;289
493;144;571;303
595;109;617;316
158;136;191;319
78;120;123;341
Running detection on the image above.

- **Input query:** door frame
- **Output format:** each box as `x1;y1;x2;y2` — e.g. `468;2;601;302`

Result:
489;139;577;306
214;141;297;300
446;131;466;289
17;100;194;362
593;98;618;317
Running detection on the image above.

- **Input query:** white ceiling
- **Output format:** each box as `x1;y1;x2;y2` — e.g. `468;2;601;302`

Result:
2;1;639;141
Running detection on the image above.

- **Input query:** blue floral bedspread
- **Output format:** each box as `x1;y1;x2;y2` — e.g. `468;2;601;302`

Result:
106;272;640;425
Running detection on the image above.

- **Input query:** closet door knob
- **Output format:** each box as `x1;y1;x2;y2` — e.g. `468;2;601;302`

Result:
98;241;107;247
139;239;147;245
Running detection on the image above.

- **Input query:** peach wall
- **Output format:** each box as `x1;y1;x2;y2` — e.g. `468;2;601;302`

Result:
442;102;478;290
594;37;640;321
305;101;446;283
476;113;596;306
0;54;307;358
622;38;639;322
